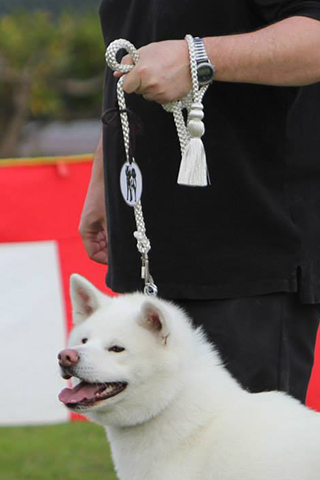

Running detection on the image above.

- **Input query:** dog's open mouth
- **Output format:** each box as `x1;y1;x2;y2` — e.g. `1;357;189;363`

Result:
59;381;127;409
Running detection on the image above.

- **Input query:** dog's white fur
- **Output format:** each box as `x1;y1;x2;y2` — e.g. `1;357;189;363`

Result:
64;274;320;480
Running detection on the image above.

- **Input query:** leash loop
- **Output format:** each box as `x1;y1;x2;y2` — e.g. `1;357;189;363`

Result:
105;38;139;74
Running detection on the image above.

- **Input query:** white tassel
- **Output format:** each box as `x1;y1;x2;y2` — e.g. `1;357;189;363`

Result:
177;102;208;187
178;138;208;186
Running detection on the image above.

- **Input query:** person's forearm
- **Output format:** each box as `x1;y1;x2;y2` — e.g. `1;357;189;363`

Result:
205;16;320;87
79;131;108;265
120;16;320;104
90;132;104;183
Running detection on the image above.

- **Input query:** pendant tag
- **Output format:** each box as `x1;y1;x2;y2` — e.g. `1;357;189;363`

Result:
120;161;143;207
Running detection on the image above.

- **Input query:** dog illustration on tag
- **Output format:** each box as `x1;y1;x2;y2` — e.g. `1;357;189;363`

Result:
126;164;137;203
120;161;143;206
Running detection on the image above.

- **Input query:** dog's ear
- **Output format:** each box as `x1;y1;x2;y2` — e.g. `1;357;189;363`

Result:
70;274;106;324
138;300;170;344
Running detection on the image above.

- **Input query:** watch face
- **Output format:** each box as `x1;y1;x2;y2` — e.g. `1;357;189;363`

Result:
198;63;214;85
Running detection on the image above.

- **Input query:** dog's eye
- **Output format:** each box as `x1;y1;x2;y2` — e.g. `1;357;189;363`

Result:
108;346;125;353
81;338;88;344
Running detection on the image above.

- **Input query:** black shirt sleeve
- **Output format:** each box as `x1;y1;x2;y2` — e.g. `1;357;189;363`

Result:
249;0;320;24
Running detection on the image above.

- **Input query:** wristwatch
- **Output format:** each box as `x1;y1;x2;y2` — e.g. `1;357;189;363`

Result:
193;37;215;86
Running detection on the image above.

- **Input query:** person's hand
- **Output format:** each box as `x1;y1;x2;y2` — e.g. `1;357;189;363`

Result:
114;40;191;104
79;179;108;265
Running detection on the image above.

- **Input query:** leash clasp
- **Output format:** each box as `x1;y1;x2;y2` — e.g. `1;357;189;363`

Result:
142;255;158;297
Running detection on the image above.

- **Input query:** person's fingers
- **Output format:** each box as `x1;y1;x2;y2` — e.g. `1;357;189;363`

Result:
142;92;154;101
80;222;108;265
93;251;108;264
121;54;134;67
122;68;142;94
89;238;108;264
113;53;134;78
83;235;108;265
96;230;107;242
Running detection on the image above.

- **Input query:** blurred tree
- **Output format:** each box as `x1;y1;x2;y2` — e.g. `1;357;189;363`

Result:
0;9;105;157
0;0;100;15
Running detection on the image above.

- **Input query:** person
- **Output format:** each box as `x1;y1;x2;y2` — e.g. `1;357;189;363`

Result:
79;0;320;404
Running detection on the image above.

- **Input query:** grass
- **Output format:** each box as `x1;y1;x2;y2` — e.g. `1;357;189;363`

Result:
0;421;118;480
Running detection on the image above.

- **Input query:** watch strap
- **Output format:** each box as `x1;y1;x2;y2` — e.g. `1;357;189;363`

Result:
193;37;215;85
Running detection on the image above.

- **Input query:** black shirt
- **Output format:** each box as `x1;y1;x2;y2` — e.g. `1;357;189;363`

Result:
99;0;320;303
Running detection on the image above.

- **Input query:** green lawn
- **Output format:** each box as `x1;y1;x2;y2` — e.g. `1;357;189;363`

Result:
0;422;118;480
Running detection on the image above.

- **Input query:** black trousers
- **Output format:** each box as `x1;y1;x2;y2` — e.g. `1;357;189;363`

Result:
174;293;320;404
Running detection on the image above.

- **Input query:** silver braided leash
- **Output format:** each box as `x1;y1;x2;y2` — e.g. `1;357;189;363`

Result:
105;39;157;296
104;36;210;295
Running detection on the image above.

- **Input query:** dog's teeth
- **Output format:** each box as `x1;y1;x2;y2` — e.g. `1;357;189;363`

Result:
96;384;115;398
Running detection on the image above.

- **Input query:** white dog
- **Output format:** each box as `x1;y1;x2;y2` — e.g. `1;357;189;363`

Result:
58;274;320;480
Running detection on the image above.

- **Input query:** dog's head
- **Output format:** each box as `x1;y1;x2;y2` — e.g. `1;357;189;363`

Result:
58;274;198;427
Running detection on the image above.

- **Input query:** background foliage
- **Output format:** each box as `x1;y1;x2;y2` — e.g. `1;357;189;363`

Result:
0;0;100;15
0;7;105;157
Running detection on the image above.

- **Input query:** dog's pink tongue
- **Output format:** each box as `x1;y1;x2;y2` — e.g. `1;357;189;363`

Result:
59;381;102;404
